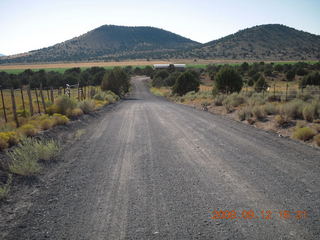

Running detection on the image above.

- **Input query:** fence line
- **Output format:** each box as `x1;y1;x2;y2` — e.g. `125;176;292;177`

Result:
0;84;100;127
242;84;320;101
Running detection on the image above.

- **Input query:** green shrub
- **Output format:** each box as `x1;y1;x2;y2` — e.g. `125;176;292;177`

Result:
101;67;130;96
172;71;200;96
214;66;243;93
292;127;316;141
78;100;96;114
54;96;77;115
254;76;268;92
299;72;320;88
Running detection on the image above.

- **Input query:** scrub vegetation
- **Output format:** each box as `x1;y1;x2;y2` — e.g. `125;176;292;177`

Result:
149;61;320;147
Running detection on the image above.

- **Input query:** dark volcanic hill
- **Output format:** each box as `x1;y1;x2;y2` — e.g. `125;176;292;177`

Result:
1;24;320;63
178;24;320;60
1;25;200;63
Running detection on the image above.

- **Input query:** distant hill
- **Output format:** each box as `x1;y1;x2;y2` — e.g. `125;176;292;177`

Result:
0;25;200;63
177;24;320;60
1;24;319;64
0;53;5;57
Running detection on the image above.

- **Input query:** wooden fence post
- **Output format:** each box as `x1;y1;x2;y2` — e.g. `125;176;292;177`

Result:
20;88;26;114
77;84;80;101
40;84;47;113
46;89;50;101
10;88;19;127
50;87;54;103
35;88;41;114
0;87;7;122
27;86;34;116
285;83;289;101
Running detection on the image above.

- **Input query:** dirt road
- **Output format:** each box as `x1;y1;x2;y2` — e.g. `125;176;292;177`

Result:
3;77;320;239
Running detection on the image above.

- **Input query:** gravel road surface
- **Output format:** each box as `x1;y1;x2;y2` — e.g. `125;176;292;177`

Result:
4;76;320;239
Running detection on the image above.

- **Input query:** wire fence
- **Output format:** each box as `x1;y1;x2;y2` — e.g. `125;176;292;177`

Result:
0;84;100;128
242;84;320;101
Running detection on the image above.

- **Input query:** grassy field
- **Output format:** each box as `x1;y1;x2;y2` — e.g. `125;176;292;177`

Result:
0;60;168;74
0;60;318;74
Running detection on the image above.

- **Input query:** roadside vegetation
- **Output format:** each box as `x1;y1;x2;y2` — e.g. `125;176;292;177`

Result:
149;61;320;147
0;66;133;200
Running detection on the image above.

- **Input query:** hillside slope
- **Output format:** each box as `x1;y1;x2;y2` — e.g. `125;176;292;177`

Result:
1;25;199;63
1;24;319;63
178;24;320;60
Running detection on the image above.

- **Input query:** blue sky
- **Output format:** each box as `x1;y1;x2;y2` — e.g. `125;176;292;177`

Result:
0;0;319;55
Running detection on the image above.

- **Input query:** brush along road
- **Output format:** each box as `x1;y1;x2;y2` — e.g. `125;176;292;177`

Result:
4;77;320;239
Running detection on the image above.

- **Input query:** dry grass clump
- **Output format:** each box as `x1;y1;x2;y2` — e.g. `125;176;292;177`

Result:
93;90;119;103
33;139;60;161
302;101;320;122
280;99;305;120
0;174;12;200
263;103;279;115
0;132;20;150
78;100;96;114
8;138;60;176
93;92;107;101
247;93;266;106
8;138;42;176
292;127;316;141
67;108;84;118
237;107;252;121
53;113;69;125
252;106;266;120
223;93;246;107
40;119;55;130
213;94;227;106
54;96;77;115
275;114;290;127
18;124;38;137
